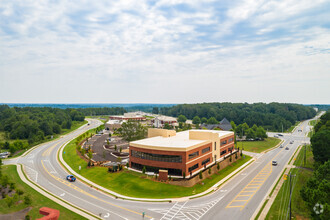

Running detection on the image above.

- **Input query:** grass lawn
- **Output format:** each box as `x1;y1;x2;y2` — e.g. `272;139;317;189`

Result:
237;137;281;153
293;145;314;169
308;119;319;126
0;165;86;219
63;135;251;199
265;168;313;220
286;121;300;133
266;147;314;219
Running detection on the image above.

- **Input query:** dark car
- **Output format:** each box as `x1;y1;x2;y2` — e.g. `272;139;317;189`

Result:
66;175;76;182
278;134;283;136
285;147;289;150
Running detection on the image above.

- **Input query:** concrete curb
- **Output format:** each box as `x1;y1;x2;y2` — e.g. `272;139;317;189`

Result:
59;135;255;202
16;164;100;220
251;144;303;220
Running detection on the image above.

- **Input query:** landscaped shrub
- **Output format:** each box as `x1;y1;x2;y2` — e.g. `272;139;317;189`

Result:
183;172;186;179
199;171;203;179
208;167;211;174
24;195;31;205
126;162;129;168
235;153;238;159
229;155;232;162
142;166;146;174
217;163;220;170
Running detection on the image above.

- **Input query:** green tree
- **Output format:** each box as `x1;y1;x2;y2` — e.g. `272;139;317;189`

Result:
300;161;330;219
177;115;187;123
164;123;173;130
142;166;146;174
24;195;32;205
207;117;218;124
201;117;207;124
199;171;203;179
311;129;330;164
246;128;256;140
152;107;159;114
119;121;147;142
192;116;201;126
217;163;220;170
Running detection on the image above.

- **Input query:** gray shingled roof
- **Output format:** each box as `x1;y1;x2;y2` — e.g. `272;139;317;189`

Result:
201;117;233;131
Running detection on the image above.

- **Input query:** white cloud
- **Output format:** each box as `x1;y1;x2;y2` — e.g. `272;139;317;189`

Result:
0;0;329;104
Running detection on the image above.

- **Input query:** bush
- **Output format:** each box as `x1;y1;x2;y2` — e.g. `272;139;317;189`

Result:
235;153;238;159
25;215;31;220
142;166;146;174
229;155;232;162
199;171;203;179
24;195;31;205
126;162;129;168
183;172;186;179
208;167;211;174
16;189;24;196
217;163;220;170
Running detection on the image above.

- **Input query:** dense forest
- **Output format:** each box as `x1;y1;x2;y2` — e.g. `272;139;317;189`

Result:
160;102;316;131
301;112;330;219
0;105;84;145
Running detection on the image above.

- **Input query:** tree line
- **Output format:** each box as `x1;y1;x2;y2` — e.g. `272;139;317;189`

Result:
160;102;316;131
300;112;330;219
0;105;86;152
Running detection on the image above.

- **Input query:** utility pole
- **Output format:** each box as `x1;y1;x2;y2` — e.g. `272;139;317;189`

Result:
282;123;283;133
288;173;296;219
304;143;307;166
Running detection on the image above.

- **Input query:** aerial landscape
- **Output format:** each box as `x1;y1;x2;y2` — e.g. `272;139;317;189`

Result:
0;1;329;220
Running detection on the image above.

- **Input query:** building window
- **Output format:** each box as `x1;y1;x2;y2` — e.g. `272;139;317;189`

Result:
202;147;210;154
214;142;216;150
220;150;227;155
131;150;182;163
221;140;227;146
188;163;199;172
189;151;199;159
202;158;210;165
228;138;234;143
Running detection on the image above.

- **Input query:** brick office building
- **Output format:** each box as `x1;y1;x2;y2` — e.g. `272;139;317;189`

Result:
129;128;235;177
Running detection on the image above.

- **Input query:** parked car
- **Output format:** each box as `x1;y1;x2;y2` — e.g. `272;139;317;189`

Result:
272;160;278;166
290;140;294;144
280;145;283;148
278;134;283;136
285;147;289;150
274;135;279;138
66;175;76;182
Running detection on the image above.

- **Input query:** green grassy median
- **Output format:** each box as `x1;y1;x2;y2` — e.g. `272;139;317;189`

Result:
237;137;281;153
63;135;251;199
0;165;86;219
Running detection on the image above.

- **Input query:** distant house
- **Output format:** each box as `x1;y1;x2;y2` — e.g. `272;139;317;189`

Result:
201;118;233;131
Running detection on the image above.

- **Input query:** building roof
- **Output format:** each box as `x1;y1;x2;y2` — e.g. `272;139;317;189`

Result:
201;117;233;131
130;129;233;149
154;115;177;122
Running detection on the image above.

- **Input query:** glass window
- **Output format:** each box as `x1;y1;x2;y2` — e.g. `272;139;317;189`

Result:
189;151;199;159
202;147;210;154
188;163;199;172
221;140;227;146
220;150;227;155
202;158;210;165
131;150;182;163
214;142;216;150
228;138;234;143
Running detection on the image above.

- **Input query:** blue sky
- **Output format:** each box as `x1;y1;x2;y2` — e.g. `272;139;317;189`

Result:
0;0;329;104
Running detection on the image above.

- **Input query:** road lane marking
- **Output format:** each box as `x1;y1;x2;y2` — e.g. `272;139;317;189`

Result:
226;142;289;210
42;144;58;157
41;160;153;219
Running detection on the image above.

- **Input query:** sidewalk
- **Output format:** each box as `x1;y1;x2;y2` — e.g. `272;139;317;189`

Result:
59;139;254;202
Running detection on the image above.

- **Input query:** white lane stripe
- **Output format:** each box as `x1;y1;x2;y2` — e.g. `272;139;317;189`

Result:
47;181;128;220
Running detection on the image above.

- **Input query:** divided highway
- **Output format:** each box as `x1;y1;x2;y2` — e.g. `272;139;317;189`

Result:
4;115;319;220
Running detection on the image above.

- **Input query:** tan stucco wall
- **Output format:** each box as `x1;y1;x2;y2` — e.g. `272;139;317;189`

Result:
148;128;176;138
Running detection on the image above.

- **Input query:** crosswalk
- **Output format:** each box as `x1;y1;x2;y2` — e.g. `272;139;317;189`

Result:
150;197;223;220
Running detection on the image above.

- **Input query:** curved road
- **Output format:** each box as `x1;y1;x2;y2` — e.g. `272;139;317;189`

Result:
4;115;320;220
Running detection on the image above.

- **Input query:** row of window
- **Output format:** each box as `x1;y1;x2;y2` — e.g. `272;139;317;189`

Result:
188;163;199;172
189;146;211;160
131;150;182;163
202;158;210;165
220;149;227;155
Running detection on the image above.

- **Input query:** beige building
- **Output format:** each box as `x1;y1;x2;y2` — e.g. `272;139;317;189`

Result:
129;128;235;177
